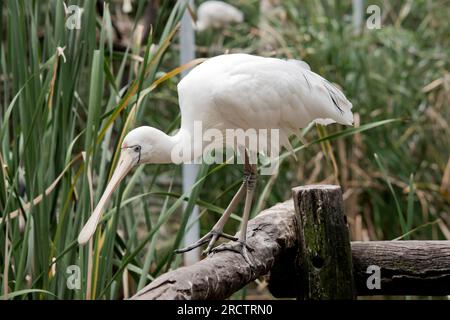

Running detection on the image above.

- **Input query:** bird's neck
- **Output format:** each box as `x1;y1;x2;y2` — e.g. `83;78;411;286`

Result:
165;128;203;164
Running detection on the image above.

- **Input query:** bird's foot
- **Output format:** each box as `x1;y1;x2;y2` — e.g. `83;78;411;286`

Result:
210;240;254;266
174;230;237;254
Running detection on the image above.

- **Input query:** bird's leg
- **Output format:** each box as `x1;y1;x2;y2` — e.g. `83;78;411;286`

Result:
174;182;246;254
211;159;257;266
202;182;246;254
215;33;225;54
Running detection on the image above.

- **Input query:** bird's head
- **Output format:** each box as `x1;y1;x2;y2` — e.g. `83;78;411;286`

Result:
121;126;175;165
195;20;207;32
77;126;173;245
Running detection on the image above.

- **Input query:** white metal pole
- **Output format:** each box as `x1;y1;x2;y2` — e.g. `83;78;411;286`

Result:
352;0;364;34
179;0;200;265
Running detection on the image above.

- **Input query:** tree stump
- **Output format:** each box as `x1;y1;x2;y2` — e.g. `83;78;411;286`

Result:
293;185;354;299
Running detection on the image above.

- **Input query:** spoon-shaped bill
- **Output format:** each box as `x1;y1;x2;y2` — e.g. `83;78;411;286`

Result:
77;150;136;245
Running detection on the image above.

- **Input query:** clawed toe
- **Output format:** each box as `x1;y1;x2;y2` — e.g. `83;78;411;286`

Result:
210;241;254;266
174;236;210;254
174;230;238;254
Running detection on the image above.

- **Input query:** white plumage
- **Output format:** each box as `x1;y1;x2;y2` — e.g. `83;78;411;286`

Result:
177;54;353;153
78;54;353;260
122;0;132;13
196;1;244;31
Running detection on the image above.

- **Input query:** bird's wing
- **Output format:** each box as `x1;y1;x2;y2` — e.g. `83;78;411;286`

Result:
177;54;353;152
209;55;353;128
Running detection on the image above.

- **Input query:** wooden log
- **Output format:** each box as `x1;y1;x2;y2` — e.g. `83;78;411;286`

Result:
352;241;450;296
292;185;355;299
129;185;450;300
131;201;297;300
269;241;450;297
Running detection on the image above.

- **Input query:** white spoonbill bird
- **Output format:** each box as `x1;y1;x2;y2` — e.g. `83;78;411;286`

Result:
78;53;353;264
195;1;244;32
122;0;132;14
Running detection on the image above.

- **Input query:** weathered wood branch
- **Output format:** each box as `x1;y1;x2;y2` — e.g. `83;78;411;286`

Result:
131;185;450;300
131;201;298;300
352;241;450;295
293;185;354;299
269;240;450;297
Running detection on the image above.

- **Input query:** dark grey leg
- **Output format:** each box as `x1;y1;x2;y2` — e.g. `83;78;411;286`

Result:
211;154;258;266
175;182;246;254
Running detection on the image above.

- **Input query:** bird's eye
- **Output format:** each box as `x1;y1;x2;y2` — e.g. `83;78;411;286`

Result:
133;145;141;153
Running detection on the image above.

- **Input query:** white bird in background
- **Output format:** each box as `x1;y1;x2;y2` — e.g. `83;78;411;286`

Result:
122;0;133;14
195;1;244;32
78;53;353;264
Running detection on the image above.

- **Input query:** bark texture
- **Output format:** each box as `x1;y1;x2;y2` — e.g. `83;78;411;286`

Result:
352;241;450;295
131;201;297;300
269;240;450;297
293;185;354;299
130;185;450;300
